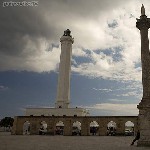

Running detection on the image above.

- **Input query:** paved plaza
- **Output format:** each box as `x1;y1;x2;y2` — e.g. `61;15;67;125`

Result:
0;132;149;150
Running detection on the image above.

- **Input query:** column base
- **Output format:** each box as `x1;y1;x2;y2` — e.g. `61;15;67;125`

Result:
137;98;150;147
137;140;150;147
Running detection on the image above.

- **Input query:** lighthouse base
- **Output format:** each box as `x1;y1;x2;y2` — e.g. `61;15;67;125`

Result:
25;107;89;116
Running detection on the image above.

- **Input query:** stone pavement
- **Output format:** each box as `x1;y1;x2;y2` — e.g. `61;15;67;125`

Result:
0;132;149;150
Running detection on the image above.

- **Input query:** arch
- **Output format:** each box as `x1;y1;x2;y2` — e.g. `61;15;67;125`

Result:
89;121;99;136
23;121;31;135
125;121;134;136
72;121;81;136
55;121;64;135
107;121;117;136
39;121;48;135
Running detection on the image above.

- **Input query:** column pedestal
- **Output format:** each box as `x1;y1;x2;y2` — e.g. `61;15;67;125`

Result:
137;99;150;146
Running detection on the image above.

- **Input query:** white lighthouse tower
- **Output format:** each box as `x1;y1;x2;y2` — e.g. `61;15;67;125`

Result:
25;29;89;116
55;29;73;109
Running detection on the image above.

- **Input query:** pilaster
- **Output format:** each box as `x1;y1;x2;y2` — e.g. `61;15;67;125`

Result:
98;121;107;136
11;116;18;135
63;119;72;135
47;120;55;135
81;119;89;136
116;121;125;135
30;121;38;135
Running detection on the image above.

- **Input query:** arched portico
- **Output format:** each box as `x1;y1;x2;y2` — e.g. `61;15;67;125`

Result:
12;116;138;136
89;121;99;136
23;121;30;135
72;121;81;136
55;121;64;135
107;121;117;136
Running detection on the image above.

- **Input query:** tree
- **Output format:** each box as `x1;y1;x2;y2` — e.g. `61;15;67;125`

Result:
0;117;14;128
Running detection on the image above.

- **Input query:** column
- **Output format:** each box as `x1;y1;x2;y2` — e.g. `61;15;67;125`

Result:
47;119;55;135
30;120;39;135
136;5;150;146
11;116;18;135
63;119;72;136
98;121;107;136
81;120;89;136
116;121;125;135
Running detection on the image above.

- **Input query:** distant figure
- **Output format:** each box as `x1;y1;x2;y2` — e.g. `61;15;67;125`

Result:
131;130;140;145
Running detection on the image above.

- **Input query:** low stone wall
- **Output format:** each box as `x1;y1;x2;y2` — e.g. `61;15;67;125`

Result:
11;116;138;136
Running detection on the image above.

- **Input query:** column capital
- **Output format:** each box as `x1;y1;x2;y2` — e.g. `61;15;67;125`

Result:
136;16;150;30
137;98;150;109
60;35;74;43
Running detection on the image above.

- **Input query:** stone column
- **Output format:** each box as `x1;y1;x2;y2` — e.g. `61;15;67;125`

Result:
63;119;72;135
136;5;150;146
55;29;74;109
81;120;89;136
47;120;55;135
116;121;125;135
30;121;39;135
98;121;107;136
13;117;24;135
11;116;18;135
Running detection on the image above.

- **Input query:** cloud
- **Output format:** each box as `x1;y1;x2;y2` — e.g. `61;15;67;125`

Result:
117;91;138;97
92;82;142;100
117;91;142;99
72;48;86;57
0;1;61;72
0;0;148;83
0;85;8;91
92;88;112;92
0;44;61;72
71;6;142;81
108;99;125;102
85;103;138;116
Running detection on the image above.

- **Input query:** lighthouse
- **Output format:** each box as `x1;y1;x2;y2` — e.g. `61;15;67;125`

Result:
25;29;89;117
55;29;74;109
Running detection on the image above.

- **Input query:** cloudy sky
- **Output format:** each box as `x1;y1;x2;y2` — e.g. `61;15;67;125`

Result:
0;0;149;118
